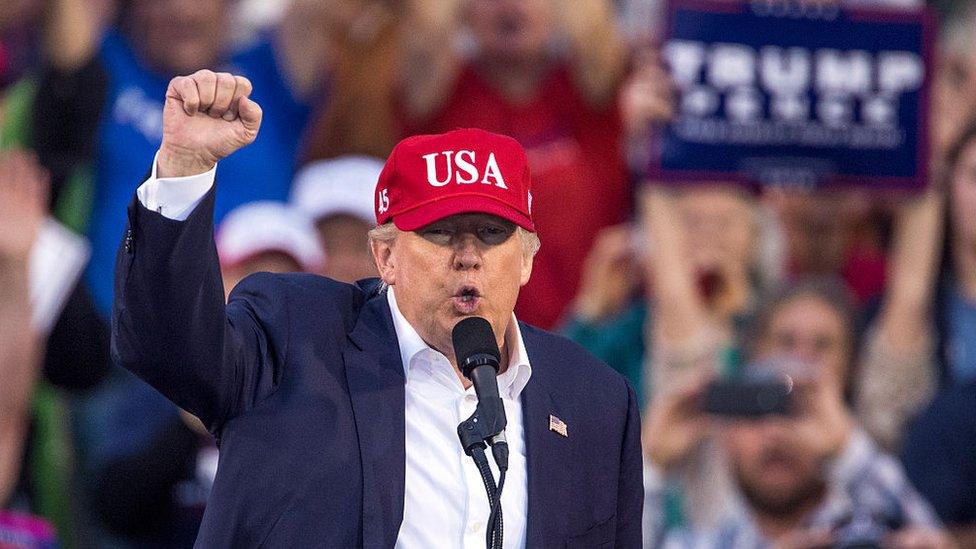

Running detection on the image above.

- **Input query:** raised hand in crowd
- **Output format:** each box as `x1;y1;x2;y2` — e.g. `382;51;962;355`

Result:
0;150;48;261
158;71;262;178
399;0;463;121
642;373;712;472
401;0;626;121
553;0;628;106
44;0;105;71
620;48;676;139
855;189;943;452
639;186;711;355
572;225;641;322
0;149;49;506
786;370;853;463
638;184;758;390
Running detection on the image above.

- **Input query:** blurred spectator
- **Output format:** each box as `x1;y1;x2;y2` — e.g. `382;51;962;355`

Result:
936;120;976;384
399;0;631;329
646;186;767;391
229;0;292;48
1;0;42;151
643;278;951;548
565;53;771;404
0;0;40;94
616;0;664;45
767;189;889;306
32;1;331;539
619;48;676;172
623;22;892;309
562;224;647;401
0;150;101;546
934;0;976;157
0;151;45;512
563;184;764;406
291;155;383;283
2;4;114;543
87;200;320;546
217;201;325;295
902;380;976;548
37;0;332;319
854;190;942;452
302;0;399;160
857;120;976;453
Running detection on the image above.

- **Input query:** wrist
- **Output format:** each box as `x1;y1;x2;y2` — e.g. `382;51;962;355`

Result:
0;254;31;282
0;228;41;266
157;142;216;178
573;297;604;322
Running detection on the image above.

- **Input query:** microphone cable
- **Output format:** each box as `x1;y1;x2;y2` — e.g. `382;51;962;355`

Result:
470;446;504;549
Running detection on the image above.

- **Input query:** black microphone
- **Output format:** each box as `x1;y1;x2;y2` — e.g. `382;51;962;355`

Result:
453;316;508;471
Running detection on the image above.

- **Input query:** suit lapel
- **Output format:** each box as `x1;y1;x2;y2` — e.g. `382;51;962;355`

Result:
344;292;405;549
521;327;573;547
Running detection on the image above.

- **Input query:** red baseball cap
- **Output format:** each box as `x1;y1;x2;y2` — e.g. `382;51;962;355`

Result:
374;128;535;232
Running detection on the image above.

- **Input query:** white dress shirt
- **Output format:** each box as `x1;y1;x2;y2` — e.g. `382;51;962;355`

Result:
388;288;530;549
136;154;531;548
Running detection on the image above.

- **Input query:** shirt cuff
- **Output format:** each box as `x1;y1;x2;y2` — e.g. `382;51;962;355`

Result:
135;151;217;221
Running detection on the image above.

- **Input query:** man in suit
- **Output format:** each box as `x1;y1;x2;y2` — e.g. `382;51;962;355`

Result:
112;69;642;547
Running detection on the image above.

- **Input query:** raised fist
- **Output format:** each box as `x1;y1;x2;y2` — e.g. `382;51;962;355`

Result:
0;150;49;262
158;70;263;178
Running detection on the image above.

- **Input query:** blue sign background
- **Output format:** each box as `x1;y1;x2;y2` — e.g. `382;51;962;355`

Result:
652;0;934;190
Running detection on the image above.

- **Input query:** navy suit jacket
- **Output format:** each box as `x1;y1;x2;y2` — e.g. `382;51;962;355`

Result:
111;186;643;548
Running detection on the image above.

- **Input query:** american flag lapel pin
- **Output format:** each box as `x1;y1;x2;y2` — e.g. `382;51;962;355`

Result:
548;414;568;437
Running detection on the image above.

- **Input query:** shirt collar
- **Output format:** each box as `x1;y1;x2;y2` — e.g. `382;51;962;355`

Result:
387;287;532;400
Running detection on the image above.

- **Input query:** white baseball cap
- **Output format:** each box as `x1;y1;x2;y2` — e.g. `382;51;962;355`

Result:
216;201;325;272
290;156;384;224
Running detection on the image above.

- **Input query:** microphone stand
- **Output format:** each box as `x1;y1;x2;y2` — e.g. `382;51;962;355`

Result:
457;354;508;549
453;318;509;549
458;407;507;549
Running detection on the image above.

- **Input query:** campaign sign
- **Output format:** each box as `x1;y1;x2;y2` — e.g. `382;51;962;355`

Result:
650;0;935;190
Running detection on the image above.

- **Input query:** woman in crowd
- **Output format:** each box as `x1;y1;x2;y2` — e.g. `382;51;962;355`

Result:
564;184;766;406
855;120;976;452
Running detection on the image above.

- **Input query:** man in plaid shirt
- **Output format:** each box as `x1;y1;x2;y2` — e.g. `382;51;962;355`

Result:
642;281;953;548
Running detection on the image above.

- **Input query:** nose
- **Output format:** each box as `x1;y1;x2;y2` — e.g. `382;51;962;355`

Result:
453;234;482;270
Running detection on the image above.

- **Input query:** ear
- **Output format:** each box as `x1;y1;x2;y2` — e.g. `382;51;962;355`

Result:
370;238;396;285
519;251;534;287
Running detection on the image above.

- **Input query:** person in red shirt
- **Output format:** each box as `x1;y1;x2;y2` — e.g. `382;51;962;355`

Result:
399;0;629;329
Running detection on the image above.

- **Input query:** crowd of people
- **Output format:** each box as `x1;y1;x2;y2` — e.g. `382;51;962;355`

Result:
1;0;975;546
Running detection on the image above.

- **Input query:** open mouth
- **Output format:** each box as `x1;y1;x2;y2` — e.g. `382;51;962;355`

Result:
452;287;482;314
457;287;479;301
499;18;522;35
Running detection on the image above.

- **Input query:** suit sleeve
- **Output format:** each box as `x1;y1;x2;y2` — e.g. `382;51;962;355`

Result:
616;384;644;547
111;183;288;433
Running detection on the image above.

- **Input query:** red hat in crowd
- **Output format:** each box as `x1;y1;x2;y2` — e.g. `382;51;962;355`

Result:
374;128;535;232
